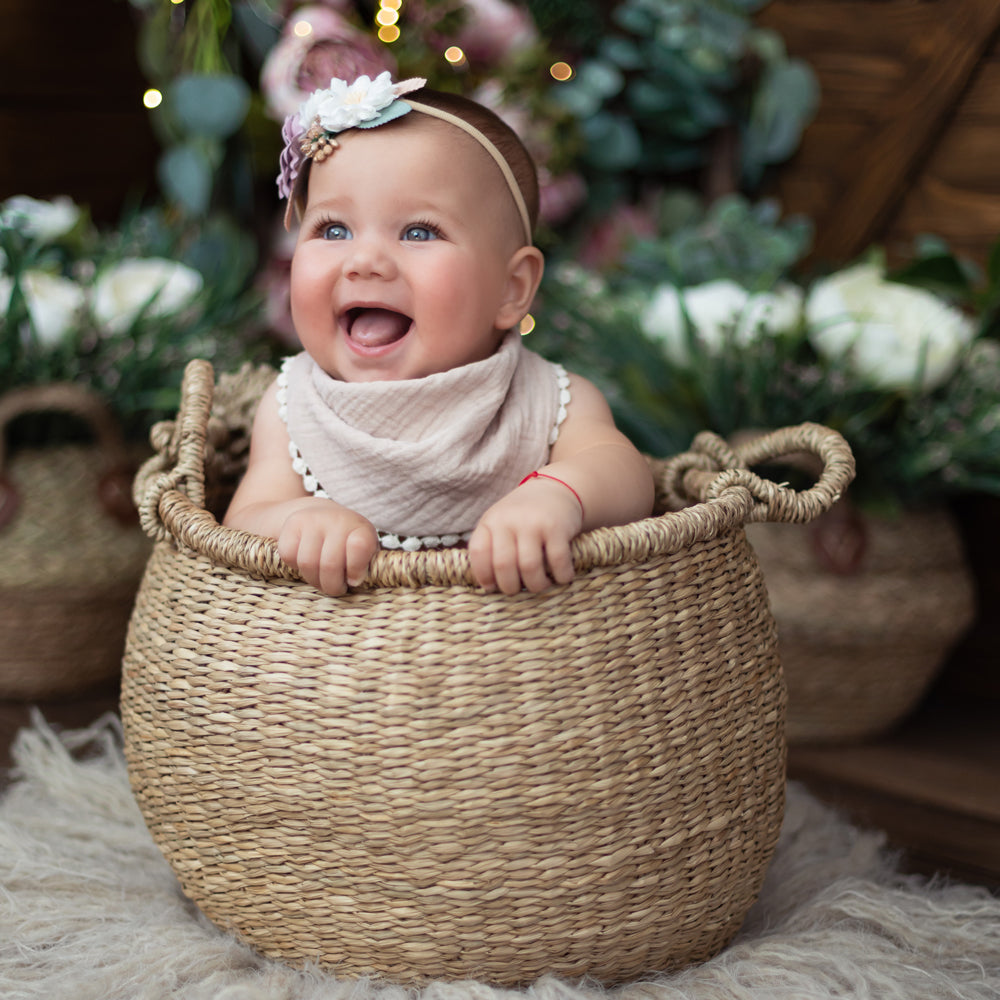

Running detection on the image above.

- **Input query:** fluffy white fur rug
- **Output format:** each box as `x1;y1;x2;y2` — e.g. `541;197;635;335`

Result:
1;714;998;1000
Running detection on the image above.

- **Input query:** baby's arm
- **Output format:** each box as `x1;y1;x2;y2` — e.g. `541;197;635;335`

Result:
223;381;379;595
468;374;655;595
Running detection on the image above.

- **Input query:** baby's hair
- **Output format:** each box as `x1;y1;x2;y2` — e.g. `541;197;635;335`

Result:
404;88;540;232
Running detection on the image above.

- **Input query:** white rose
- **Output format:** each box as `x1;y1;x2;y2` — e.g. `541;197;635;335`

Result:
806;262;976;392
91;257;203;334
0;269;86;346
641;279;803;365
1;195;81;242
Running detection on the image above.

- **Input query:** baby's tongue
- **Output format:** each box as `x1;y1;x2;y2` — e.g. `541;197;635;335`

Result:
349;308;410;347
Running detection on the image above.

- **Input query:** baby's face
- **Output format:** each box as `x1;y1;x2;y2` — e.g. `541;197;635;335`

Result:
290;119;529;382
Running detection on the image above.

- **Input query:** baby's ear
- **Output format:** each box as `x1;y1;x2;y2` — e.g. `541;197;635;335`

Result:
495;246;545;330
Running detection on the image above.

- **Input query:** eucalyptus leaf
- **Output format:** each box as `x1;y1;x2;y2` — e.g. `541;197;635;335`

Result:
169;73;251;140
627;79;677;116
577;59;625;100
640;139;707;173
551;81;601;118
231;3;282;63
598;36;644;71
742;60;818;185
157;144;214;216
582;113;642;172
890;253;976;299
612;1;654;37
552;58;626;118
745;26;784;63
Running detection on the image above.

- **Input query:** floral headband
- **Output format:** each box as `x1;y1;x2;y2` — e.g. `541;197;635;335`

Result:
277;72;533;244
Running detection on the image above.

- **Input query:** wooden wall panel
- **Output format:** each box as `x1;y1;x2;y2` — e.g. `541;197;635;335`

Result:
758;0;1000;268
0;0;158;222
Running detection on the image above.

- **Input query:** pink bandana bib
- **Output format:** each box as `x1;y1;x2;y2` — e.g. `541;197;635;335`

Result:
279;331;569;546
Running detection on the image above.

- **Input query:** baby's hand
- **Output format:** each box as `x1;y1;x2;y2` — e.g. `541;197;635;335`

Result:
468;476;584;595
276;501;379;596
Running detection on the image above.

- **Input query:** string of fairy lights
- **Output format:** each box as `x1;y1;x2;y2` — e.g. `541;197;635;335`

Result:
370;0;575;82
141;2;575;109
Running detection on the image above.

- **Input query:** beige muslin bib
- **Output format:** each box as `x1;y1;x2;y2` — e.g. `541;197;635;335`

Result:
279;330;570;548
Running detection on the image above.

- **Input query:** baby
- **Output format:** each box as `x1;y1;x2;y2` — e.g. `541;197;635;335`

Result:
225;73;654;595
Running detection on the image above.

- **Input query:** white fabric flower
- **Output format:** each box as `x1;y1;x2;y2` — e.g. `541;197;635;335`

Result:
299;71;408;133
91;257;203;334
642;279;803;365
1;195;81;242
806;262;976;392
0;269;86;346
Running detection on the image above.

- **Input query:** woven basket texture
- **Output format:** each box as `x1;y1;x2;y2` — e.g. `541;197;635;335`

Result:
747;507;975;744
0;384;150;698
121;360;855;986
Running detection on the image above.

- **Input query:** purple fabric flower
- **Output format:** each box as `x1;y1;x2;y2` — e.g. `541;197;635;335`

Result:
277;113;304;199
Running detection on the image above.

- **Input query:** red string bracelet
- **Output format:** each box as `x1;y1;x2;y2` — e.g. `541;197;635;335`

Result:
518;470;585;518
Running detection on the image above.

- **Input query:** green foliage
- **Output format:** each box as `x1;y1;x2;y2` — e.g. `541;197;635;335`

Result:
618;190;813;288
1;197;271;441
550;0;818;197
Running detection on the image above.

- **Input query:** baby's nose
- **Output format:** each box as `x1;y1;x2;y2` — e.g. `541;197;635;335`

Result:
344;237;396;280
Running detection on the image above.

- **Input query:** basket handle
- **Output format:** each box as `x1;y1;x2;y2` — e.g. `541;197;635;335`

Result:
135;359;214;541
0;382;138;530
659;423;855;524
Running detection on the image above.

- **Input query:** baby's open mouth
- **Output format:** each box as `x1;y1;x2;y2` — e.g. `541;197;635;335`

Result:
346;307;412;348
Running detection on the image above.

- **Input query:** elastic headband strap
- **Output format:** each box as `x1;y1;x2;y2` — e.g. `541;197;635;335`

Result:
406;101;533;247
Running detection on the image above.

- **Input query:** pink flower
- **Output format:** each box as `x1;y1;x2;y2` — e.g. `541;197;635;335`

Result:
258;223;300;348
260;6;396;121
454;0;537;66
538;170;587;227
577;203;659;272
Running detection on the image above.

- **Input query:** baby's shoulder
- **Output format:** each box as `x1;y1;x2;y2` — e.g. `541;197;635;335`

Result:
561;371;614;422
249;376;284;434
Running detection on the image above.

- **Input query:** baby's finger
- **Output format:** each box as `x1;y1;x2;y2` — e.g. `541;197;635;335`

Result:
468;525;498;593
280;524;322;589
517;539;553;594
491;529;526;596
544;536;575;586
317;535;349;596
345;526;377;588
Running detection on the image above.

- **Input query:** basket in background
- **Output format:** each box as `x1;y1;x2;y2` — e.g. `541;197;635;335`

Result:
0;383;149;699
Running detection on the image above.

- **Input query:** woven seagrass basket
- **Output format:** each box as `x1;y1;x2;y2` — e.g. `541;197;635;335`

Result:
121;359;855;986
0;383;149;698
747;505;975;744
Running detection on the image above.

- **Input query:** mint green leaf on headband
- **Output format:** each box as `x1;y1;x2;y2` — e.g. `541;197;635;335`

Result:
356;101;414;129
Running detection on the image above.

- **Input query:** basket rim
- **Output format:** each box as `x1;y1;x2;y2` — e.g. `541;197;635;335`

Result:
135;359;856;591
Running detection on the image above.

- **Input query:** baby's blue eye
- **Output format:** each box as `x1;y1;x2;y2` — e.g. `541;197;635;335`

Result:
403;225;438;242
322;223;351;240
